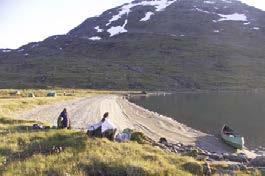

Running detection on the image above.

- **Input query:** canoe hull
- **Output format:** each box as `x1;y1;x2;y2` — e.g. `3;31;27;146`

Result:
221;125;244;149
221;133;244;149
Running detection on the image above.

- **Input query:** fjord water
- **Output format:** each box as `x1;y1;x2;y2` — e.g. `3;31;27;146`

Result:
130;92;265;150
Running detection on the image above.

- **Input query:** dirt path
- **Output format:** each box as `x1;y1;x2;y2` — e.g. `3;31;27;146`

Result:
18;94;251;155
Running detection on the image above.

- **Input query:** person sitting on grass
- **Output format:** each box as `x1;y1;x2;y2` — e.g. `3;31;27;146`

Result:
57;108;71;129
87;112;117;140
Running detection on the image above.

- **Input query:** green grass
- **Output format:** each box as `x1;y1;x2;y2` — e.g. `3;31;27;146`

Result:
0;117;261;176
0;118;196;176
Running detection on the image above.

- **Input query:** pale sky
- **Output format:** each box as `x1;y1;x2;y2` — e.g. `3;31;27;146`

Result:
0;0;264;49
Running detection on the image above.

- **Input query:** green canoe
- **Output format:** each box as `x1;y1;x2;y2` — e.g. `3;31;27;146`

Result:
221;125;244;149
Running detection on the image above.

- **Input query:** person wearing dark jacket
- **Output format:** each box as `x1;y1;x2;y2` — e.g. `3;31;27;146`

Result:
57;108;70;129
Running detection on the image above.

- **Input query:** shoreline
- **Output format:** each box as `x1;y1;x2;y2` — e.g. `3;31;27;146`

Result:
122;94;258;159
126;89;265;97
126;92;265;152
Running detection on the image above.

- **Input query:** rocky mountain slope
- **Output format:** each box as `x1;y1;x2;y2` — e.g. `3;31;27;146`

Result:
0;0;265;90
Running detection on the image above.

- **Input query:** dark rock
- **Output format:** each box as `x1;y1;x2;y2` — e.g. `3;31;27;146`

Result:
165;143;174;148
196;155;209;161
172;145;180;150
158;137;168;145
209;153;224;161
238;164;248;171
227;164;240;171
249;156;265;167
223;154;248;163
172;148;178;153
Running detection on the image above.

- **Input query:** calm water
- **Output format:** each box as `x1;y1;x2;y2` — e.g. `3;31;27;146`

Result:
130;92;265;150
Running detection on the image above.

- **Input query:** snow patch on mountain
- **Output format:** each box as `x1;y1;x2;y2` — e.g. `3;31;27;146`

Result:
140;12;154;21
95;26;104;32
89;36;102;40
17;49;24;52
107;20;128;37
218;13;247;21
106;0;177;26
194;8;211;14
244;22;250;25
2;49;11;53
221;0;232;3
31;43;39;49
214;30;220;33
253;27;260;30
141;0;177;11
204;1;215;4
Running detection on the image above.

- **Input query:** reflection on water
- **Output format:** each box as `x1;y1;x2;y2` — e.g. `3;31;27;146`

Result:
130;92;265;150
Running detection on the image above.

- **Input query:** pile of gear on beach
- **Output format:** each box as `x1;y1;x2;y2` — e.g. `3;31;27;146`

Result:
86;112;152;143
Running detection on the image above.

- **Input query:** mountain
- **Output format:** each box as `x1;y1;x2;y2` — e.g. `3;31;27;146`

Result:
0;0;265;90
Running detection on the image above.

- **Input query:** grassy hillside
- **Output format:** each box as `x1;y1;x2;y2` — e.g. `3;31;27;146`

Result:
0;89;261;175
0;124;194;175
1;34;265;90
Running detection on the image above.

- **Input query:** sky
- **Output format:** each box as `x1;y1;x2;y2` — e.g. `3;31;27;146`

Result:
0;0;264;49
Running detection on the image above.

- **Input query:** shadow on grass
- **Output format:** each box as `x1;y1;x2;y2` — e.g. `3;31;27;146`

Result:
1;131;87;174
0;117;38;125
78;161;148;176
0;125;53;136
10;125;52;132
0;148;12;156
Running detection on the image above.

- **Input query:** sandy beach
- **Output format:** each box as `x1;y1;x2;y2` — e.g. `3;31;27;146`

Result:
17;94;255;156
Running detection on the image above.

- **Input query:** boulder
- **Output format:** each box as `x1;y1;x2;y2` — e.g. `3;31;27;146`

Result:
238;164;248;171
209;153;223;161
223;154;248;163
158;137;168;145
249;156;265;167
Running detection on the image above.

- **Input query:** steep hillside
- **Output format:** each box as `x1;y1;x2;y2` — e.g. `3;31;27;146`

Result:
0;0;265;90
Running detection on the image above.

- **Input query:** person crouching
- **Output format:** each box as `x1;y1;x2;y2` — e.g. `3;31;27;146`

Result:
57;108;71;129
87;112;117;140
